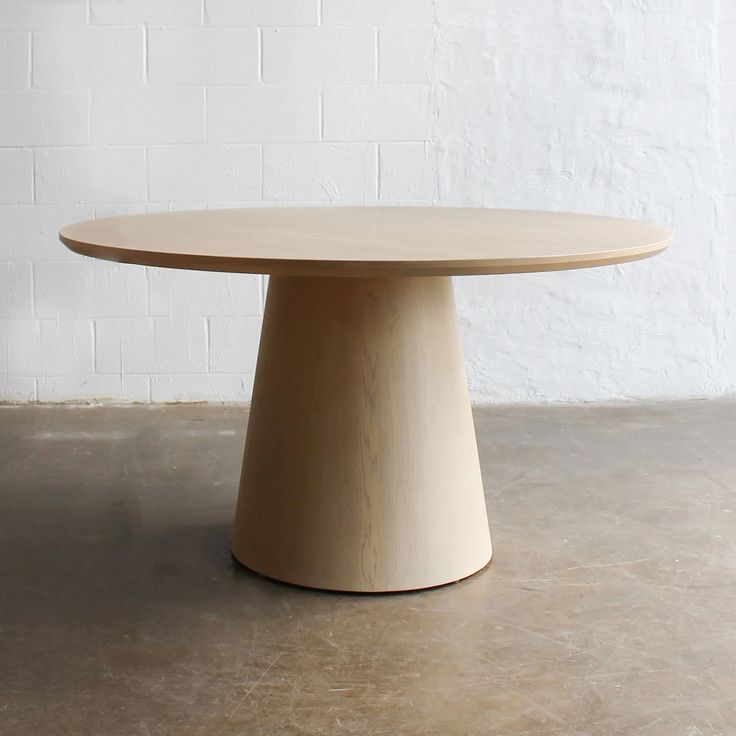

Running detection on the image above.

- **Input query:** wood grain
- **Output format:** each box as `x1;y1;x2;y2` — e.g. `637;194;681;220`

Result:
59;207;671;277
58;205;671;591
231;275;492;592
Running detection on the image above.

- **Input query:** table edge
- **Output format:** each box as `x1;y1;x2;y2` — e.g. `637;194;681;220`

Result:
59;233;671;278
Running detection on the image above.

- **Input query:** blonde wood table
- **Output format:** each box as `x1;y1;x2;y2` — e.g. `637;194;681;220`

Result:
60;207;671;592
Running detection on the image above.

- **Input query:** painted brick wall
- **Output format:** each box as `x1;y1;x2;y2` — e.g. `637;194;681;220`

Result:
723;0;736;389
0;0;731;403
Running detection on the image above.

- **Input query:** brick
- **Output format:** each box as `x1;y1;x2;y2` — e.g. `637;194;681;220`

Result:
205;0;318;26
148;145;261;202
0;262;32;318
95;204;152;218
0;32;30;88
0;150;33;204
36;374;150;403
208;316;261;373
207;86;320;143
0;91;88;146
379;28;433;83
722;82;736;140
6;319;94;376
0;1;86;31
0;376;36;402
263;143;377;201
150;373;252;402
34;262;149;318
726;141;736;195
722;24;736;81
148;28;258;86
0;334;7;374
96;204;208;218
35;148;147;204
379;143;436;201
0;205;94;261
91;88;205;145
95;317;207;374
262;28;376;85
148;270;261;316
322;0;434;27
90;0;203;25
323;85;432;141
149;203;211;214
205;201;275;210
33;27;144;88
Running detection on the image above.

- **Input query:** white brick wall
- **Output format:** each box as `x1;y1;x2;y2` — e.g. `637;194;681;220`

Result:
0;262;33;317
721;4;736;390
0;0;733;404
33;27;145;88
378;28;433;84
206;87;319;142
209;316;262;373
0;150;33;204
147;269;261;316
262;28;376;84
204;0;319;27
0;32;30;88
0;2;87;31
147;27;258;86
90;0;203;26
7;319;94;377
33;261;149;318
323;85;432;141
147;144;261;202
263;144;377;201
321;0;434;27
95;317;208;374
0;205;94;260
35;147;148;204
379;143;436;201
91;88;205;145
0;90;88;146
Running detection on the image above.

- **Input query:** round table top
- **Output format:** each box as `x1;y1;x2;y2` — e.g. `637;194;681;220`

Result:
59;207;671;278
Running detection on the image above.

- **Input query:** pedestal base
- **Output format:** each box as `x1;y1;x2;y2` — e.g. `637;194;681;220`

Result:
232;276;492;592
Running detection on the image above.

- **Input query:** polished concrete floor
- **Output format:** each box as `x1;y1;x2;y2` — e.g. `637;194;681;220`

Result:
0;401;735;735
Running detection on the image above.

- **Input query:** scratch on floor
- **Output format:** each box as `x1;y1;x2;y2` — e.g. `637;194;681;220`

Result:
216;652;284;734
565;557;654;572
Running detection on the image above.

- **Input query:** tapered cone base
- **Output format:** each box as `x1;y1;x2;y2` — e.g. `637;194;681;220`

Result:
232;275;492;592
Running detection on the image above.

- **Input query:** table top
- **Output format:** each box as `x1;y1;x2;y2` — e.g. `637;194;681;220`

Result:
59;207;671;277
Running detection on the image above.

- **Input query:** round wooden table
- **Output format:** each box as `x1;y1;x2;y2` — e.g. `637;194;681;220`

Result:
60;207;671;593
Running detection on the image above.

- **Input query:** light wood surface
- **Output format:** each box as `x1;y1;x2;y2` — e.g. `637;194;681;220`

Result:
59;207;671;277
58;205;671;592
232;275;492;592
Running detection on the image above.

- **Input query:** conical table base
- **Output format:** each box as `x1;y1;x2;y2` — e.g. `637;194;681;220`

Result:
232;275;492;592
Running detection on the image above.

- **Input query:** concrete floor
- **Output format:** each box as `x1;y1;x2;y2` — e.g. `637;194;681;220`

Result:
0;402;735;735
